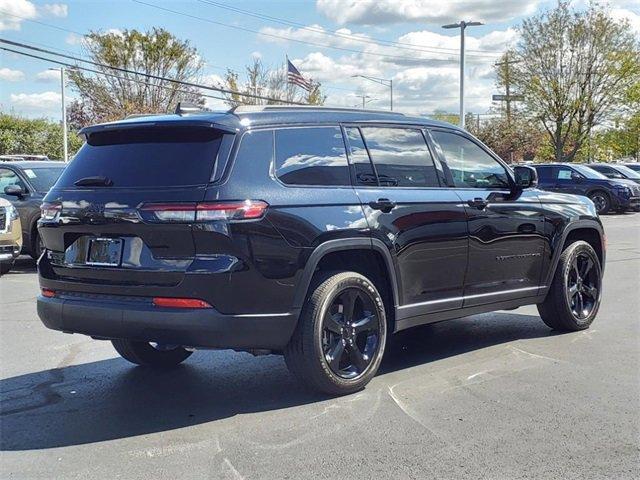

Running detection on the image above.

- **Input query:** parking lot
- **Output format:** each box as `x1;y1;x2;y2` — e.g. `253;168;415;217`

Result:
0;212;638;479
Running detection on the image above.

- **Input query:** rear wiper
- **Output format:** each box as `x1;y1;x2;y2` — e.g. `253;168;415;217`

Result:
74;176;113;187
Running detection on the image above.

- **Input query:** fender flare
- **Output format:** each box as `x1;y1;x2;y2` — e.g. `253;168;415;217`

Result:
291;238;400;311
541;218;605;292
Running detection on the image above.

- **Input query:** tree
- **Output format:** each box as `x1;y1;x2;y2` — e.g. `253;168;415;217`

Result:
67;28;205;125
222;58;326;107
0;113;83;159
470;114;545;162
508;2;639;162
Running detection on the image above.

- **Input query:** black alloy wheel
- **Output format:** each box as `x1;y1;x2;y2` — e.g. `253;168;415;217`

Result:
322;287;381;379
589;191;610;215
566;252;600;320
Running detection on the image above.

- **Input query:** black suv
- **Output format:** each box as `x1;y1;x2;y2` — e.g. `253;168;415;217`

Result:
37;107;605;395
534;163;640;214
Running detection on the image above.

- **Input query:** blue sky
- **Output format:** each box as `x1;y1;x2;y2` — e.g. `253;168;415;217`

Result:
1;0;638;120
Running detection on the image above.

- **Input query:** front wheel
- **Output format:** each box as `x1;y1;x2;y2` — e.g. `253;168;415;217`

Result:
588;191;610;215
284;271;387;396
0;261;14;276
112;339;192;367
537;241;602;331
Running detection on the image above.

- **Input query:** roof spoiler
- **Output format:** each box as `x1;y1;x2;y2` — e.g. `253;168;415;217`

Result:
175;101;204;115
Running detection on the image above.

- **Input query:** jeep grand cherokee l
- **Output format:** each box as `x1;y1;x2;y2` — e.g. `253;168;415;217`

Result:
37;106;605;395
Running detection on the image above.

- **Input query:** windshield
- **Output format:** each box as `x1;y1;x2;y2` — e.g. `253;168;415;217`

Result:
23;167;65;192
613;165;640;179
572;164;608;179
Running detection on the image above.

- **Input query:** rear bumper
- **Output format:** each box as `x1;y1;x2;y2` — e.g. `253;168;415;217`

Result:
37;293;298;350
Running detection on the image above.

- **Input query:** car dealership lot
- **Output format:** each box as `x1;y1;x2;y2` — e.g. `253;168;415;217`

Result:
1;213;639;480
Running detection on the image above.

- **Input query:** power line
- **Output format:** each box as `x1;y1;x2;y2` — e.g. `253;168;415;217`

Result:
133;0;489;65
0;38;305;105
0;45;238;105
196;0;502;58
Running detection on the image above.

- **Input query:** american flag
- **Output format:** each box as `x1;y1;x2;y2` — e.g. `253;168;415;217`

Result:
287;58;313;92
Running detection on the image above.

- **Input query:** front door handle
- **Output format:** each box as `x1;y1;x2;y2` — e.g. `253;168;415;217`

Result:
467;198;489;210
369;198;396;213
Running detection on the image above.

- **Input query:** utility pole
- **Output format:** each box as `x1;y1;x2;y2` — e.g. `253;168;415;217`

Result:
50;67;68;162
355;94;374;109
352;75;393;111
442;20;483;129
494;53;522;128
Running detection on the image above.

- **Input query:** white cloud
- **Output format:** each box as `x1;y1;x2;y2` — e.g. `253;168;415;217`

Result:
35;69;60;83
41;3;67;17
10;91;61;110
0;0;37;31
251;51;262;60
65;32;84;45
0;67;24;82
316;0;542;25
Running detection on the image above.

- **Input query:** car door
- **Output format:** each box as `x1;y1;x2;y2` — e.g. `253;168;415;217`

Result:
344;125;468;319
554;166;586;195
0;167;31;237
429;129;545;306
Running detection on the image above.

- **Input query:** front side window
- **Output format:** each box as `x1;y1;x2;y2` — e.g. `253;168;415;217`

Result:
0;168;26;193
274;127;350;186
431;130;509;189
557;167;581;180
359;127;439;187
345;127;377;186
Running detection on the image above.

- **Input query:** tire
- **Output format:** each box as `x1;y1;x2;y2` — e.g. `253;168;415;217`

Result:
111;339;192;367
588;190;610;215
30;230;44;260
0;261;13;276
537;241;602;331
284;271;387;396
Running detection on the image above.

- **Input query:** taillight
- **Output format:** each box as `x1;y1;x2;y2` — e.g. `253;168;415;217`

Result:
41;202;62;221
152;297;212;309
139;200;268;223
41;288;56;298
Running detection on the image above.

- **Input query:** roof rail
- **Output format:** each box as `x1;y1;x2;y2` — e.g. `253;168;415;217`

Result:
229;105;405;116
125;113;163;119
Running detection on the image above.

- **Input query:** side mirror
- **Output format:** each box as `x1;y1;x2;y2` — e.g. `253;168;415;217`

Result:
4;184;25;197
513;165;538;190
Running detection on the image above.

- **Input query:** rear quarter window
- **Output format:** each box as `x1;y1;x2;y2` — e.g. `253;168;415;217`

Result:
274;127;350;186
56;127;224;188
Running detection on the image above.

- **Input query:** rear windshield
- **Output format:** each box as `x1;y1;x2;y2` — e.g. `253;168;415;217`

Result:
56;127;223;188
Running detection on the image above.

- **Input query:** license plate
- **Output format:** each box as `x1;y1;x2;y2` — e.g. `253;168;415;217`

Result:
87;238;123;267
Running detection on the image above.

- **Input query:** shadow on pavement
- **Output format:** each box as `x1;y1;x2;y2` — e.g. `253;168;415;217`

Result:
0;311;559;451
2;256;37;275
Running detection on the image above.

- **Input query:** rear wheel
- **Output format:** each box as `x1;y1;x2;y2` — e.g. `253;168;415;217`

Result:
0;261;13;276
111;339;192;367
588;190;610;215
538;241;602;331
284;271;387;395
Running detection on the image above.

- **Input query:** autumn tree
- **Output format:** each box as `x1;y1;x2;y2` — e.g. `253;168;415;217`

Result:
508;2;639;162
67;28;205;125
222;58;326;107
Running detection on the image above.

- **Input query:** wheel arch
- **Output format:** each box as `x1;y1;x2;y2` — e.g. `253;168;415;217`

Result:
292;238;400;330
542;219;605;293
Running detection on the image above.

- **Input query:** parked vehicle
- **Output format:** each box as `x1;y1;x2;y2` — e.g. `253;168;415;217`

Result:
533;163;640;214
0;197;22;275
37;106;605;395
0;161;66;259
588;163;640;186
0;154;49;161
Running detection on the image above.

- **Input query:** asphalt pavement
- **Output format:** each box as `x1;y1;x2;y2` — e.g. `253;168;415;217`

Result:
1;213;639;479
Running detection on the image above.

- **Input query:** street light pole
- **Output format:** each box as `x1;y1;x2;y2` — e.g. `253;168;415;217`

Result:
351;74;393;111
442;20;483;129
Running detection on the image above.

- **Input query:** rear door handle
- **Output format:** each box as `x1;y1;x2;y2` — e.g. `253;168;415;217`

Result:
467;198;489;210
369;198;396;213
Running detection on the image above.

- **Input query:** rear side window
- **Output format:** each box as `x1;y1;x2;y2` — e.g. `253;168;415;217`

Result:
22;167;64;192
360;127;439;187
274;127;350;186
56;127;223;188
535;166;554;182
